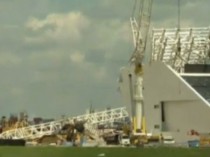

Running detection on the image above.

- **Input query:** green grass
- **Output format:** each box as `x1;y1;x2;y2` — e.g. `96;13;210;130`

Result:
0;147;209;157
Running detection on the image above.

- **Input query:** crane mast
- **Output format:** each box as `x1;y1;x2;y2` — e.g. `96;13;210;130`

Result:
130;0;153;133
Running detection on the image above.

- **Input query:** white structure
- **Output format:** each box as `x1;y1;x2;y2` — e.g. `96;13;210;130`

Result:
144;27;210;142
143;61;210;143
129;0;153;132
0;107;128;140
119;27;210;143
151;27;210;72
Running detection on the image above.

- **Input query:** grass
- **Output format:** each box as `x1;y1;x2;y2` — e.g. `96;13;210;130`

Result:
0;146;209;157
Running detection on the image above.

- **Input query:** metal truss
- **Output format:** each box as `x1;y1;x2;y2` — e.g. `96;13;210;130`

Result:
130;0;153;63
0;107;128;140
151;27;210;72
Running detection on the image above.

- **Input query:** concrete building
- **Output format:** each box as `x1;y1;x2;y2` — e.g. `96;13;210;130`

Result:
119;27;210;143
143;61;210;143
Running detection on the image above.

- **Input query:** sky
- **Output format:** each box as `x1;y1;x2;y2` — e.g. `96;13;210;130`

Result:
0;0;209;119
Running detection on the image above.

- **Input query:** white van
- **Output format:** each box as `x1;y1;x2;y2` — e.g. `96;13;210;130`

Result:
119;134;130;146
163;136;175;144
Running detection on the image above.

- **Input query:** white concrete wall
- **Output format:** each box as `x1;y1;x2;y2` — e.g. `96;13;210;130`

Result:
118;66;135;117
143;61;210;142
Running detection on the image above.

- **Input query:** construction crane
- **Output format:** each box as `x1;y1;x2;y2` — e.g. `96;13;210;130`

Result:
129;0;153;134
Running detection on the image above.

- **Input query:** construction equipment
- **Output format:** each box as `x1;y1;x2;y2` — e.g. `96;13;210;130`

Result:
118;133;131;146
129;0;153;133
0;107;128;141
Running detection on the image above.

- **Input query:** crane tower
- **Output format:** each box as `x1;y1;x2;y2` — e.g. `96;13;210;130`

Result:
129;0;153;133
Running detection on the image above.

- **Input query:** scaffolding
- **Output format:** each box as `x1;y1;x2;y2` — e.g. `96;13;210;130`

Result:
151;27;210;72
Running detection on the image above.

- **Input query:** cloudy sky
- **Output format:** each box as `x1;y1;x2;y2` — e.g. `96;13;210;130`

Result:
0;0;209;118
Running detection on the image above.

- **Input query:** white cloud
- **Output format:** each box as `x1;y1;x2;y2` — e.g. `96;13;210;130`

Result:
0;53;22;66
20;10;133;116
28;50;64;62
90;19;132;61
69;51;107;81
11;87;24;96
94;67;107;80
70;51;85;64
25;11;131;81
26;17;45;31
153;18;194;28
25;11;90;43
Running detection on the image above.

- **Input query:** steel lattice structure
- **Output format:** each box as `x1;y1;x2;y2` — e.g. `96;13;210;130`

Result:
151;27;210;72
0;107;128;140
130;0;153;63
128;0;153;133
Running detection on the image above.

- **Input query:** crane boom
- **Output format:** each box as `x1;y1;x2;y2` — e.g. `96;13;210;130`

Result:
130;0;153;64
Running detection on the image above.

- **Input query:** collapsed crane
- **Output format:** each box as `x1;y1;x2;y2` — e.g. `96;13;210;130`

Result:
0;107;128;140
129;0;153;133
